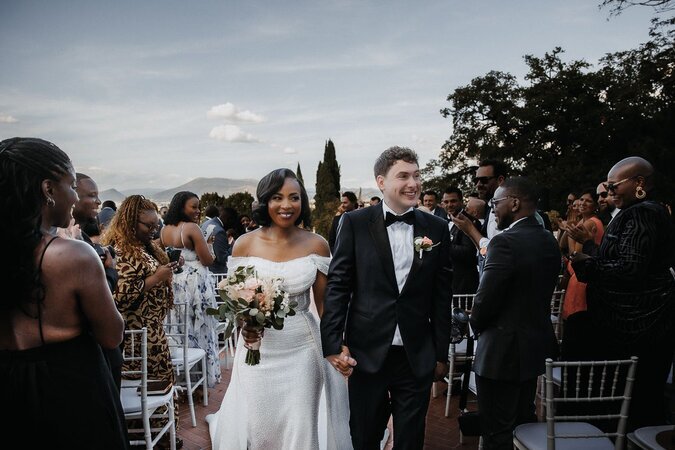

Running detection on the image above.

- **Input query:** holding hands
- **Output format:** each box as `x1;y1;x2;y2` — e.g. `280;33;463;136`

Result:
326;345;357;378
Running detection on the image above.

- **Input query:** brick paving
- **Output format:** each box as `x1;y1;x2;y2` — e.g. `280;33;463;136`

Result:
176;354;481;450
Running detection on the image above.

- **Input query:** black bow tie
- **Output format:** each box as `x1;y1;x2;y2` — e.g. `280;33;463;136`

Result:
385;211;415;227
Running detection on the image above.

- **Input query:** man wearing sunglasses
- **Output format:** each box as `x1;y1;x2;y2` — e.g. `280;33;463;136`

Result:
452;159;508;274
595;182;619;226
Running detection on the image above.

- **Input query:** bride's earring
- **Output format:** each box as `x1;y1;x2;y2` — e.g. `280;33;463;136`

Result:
46;197;56;207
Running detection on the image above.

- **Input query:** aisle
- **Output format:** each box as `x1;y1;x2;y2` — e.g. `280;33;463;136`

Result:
177;356;480;449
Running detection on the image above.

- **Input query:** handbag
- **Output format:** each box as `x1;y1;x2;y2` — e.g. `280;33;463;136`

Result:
456;334;481;436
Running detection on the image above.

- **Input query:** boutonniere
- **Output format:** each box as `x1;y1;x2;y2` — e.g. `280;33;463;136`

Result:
413;236;439;258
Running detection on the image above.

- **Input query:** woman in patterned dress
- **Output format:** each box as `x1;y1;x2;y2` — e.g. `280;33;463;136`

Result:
161;191;221;387
102;195;181;446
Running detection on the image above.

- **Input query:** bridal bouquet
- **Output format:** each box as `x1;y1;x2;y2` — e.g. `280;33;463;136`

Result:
206;265;297;365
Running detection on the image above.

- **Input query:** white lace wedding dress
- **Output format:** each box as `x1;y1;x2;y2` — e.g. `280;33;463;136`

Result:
206;255;353;450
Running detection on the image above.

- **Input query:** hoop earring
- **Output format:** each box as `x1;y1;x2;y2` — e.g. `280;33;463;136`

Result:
635;186;646;200
46;197;56;207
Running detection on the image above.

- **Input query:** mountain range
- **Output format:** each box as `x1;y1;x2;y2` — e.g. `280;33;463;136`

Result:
100;177;381;205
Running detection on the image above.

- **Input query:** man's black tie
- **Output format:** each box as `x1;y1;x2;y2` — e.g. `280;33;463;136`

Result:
385;211;415;227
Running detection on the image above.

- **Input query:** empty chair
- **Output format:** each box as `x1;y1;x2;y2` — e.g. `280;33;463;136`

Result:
165;300;208;427
549;289;566;344
514;356;639;450
443;294;476;416
120;328;176;450
210;273;237;359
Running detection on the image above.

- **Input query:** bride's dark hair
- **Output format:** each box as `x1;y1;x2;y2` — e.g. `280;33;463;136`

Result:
253;168;311;228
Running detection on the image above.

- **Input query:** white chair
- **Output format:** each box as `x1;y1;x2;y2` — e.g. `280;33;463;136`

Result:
165;300;208;427
209;272;237;358
442;293;475;416
549;289;565;344
514;356;639;450
627;425;674;450
120;327;176;450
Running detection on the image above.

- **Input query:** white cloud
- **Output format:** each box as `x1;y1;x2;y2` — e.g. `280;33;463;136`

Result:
207;103;265;123
283;147;297;154
0;115;19;123
209;124;259;143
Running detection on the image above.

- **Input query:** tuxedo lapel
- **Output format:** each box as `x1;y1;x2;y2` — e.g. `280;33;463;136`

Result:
368;204;398;289
400;209;428;296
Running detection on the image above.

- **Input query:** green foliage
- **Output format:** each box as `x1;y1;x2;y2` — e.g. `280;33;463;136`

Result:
427;33;675;211
223;191;255;216
313;140;342;237
296;162;305;186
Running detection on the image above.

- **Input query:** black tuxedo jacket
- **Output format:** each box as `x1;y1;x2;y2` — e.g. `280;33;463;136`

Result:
470;215;561;382
449;221;480;294
321;204;452;379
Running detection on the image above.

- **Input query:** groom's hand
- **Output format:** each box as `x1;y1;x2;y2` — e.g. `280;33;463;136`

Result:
326;345;357;378
434;362;448;382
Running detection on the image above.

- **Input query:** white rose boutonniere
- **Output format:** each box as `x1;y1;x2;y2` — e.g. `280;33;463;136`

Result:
413;236;439;258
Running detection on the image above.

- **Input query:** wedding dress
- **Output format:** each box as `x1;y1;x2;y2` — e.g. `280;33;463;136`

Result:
206;254;353;450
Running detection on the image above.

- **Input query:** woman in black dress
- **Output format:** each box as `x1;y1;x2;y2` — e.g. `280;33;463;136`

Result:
571;156;675;431
0;138;129;449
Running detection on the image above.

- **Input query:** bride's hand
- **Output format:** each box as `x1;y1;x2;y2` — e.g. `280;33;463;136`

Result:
326;345;357;378
241;324;263;345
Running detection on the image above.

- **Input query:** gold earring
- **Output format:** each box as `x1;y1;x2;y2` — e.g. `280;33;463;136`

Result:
46;197;56;207
635;186;646;199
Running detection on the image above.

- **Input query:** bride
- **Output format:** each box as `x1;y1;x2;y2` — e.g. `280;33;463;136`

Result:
207;168;352;450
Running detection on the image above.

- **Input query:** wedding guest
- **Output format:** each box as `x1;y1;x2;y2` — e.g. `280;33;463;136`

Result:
466;197;486;225
102;195;180;441
370;196;381;206
423;190;446;218
102;199;117;211
571;156;675;431
207;168;352;449
564;192;577;220
470;177;561;450
328;191;357;253
596;182;620;226
559;189;604;361
73;173;124;390
161;191;221;387
203;204;220;224
239;213;252;232
200;205;236;274
322;146;451;450
443;187;480;294
98;206;116;236
0;137;128;449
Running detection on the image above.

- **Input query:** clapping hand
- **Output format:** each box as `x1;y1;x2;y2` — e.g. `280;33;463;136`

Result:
326;345;357;378
566;222;592;244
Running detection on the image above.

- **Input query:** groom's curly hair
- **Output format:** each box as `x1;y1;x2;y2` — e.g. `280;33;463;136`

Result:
374;146;418;178
253;168;311;228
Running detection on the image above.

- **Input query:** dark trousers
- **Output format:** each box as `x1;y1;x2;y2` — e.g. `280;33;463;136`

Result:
348;346;433;450
475;375;537;450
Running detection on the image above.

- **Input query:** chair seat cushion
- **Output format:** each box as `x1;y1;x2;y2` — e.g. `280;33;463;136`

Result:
171;347;206;366
514;422;614;450
120;380;173;414
633;425;674;449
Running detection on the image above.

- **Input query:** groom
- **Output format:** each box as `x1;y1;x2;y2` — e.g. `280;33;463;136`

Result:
321;146;452;450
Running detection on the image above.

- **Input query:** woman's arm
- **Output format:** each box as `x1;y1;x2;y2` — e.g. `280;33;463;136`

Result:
186;222;215;266
71;241;124;349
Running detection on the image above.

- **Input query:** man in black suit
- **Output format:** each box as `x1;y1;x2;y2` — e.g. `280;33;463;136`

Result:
321;146;452;450
442;186;480;294
469;177;561;450
422;190;447;218
328;191;358;253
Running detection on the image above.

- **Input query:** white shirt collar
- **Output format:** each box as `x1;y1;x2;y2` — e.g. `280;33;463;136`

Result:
506;216;529;231
381;199;414;219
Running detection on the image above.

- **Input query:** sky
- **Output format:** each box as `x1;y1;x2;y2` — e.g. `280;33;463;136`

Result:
0;0;657;192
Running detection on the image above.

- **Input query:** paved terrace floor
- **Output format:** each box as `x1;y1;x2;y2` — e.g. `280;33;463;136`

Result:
176;355;481;450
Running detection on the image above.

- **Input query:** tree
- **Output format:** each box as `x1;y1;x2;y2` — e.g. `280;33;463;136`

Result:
223;192;255;217
427;37;675;212
200;192;225;212
313;139;342;237
296;162;305;186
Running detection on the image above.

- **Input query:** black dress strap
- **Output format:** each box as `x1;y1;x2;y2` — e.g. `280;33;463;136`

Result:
36;236;59;346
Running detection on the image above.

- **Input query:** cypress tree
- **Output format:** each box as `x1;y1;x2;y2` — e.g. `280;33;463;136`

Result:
313;139;342;237
296;162;305;186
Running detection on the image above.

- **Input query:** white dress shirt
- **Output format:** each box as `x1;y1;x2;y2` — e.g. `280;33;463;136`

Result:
382;200;414;346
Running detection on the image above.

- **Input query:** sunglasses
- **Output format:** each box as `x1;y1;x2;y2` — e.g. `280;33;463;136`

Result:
489;195;518;209
138;219;160;232
603;176;638;192
473;175;497;185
